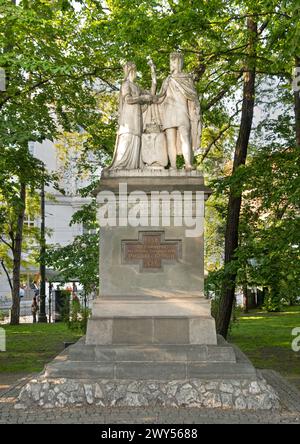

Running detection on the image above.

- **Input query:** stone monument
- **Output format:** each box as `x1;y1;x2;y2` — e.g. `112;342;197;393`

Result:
17;54;279;410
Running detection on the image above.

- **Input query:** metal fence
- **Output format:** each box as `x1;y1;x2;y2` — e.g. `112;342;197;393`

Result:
0;291;95;324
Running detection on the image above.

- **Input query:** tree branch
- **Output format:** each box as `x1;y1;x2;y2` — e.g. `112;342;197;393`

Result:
203;74;243;111
8;229;15;252
200;101;243;163
0;259;13;291
0;69;118;110
0;235;13;251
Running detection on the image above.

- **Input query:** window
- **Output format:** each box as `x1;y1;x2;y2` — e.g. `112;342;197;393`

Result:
82;224;96;235
24;214;36;228
28;142;35;156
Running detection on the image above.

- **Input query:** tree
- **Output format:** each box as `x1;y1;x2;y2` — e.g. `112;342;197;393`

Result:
237;122;300;311
0;0;116;323
0;146;44;324
216;16;258;337
214;0;300;336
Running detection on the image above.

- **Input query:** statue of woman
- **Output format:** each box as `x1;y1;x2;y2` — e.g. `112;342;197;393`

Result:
109;62;153;170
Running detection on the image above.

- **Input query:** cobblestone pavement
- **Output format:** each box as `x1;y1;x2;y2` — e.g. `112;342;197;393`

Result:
0;374;30;396
0;370;299;424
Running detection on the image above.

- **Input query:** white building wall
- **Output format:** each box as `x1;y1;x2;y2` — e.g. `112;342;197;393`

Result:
0;139;92;303
0;274;11;303
45;198;83;246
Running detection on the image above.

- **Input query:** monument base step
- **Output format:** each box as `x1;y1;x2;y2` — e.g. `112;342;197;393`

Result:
67;342;236;363
86;316;217;346
86;298;217;346
15;336;280;410
43;336;256;380
44;361;258;380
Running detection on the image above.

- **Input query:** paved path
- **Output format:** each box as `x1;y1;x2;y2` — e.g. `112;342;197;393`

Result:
0;370;299;424
0;373;30;397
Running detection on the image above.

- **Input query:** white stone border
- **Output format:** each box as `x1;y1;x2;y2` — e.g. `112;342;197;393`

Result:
16;377;280;411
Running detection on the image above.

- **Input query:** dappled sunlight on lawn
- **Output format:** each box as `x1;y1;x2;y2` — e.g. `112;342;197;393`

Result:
0;323;82;373
230;307;300;383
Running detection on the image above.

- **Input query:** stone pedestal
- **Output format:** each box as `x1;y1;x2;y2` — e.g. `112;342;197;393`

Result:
86;169;217;347
17;170;280;410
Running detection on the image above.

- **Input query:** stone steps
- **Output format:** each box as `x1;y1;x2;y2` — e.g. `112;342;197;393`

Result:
44;337;257;381
67;344;236;363
44;360;257;380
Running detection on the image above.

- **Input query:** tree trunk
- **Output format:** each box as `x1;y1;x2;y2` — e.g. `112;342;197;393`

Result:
243;284;249;313
38;173;47;323
10;183;26;325
295;56;300;147
216;18;258;338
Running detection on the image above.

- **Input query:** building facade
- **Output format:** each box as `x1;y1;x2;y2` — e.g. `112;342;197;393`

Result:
0;138;95;304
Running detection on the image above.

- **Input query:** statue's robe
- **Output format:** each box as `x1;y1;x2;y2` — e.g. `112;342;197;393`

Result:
158;73;202;154
110;80;144;170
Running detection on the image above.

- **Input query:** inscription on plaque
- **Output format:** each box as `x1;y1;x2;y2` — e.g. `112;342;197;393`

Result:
122;232;182;271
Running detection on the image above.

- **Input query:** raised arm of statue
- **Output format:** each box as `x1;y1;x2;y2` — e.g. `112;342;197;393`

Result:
147;57;157;96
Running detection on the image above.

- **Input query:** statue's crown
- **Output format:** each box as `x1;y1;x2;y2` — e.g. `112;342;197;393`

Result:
170;52;184;62
170;52;184;70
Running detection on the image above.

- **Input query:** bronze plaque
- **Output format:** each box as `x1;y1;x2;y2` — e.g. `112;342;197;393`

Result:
122;232;182;271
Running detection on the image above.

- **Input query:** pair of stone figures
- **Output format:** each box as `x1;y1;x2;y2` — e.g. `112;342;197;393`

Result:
109;53;202;171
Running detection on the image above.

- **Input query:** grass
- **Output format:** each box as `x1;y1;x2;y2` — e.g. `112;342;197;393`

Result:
0;323;82;373
230;305;300;389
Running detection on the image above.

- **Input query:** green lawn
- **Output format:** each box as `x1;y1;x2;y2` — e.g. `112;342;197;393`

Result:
0;323;82;373
230;306;300;389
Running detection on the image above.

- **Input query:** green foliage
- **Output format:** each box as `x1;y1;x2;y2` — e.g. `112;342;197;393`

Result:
59;289;71;322
46;231;99;295
205;268;224;319
0;0;115;146
67;298;91;334
263;291;282;313
235;141;300;312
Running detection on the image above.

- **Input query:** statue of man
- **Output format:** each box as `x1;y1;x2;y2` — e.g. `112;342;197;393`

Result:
157;53;202;171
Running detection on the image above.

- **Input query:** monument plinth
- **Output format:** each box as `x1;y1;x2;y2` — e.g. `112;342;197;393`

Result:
86;170;217;348
17;170;280;410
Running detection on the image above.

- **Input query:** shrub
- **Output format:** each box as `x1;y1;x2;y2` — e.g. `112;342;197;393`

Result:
67;298;91;334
